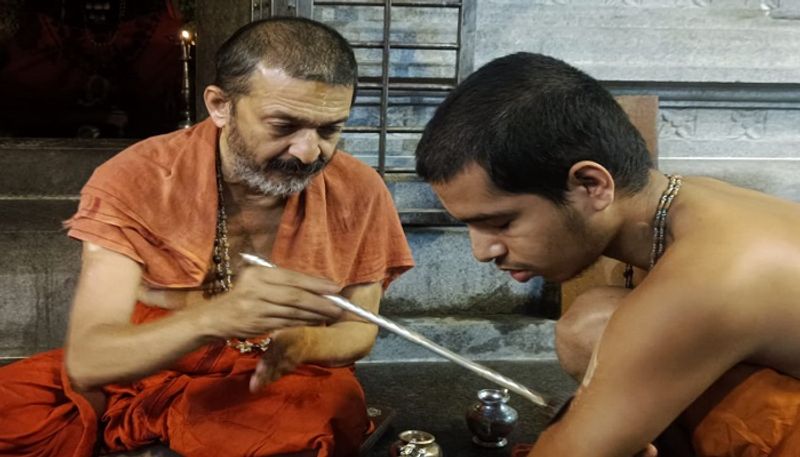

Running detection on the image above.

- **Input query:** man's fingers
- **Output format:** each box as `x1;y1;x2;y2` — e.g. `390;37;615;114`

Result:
253;285;342;319
249;360;267;393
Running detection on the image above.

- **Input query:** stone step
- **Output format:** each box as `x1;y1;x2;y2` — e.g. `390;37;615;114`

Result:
384;173;443;212
0;197;77;232
363;316;556;363
0;138;125;196
0;229;557;360
384;227;557;317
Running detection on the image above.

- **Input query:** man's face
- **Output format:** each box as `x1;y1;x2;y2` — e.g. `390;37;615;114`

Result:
432;163;609;283
222;65;353;197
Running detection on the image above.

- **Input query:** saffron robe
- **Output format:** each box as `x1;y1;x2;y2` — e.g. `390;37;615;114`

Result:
0;119;415;457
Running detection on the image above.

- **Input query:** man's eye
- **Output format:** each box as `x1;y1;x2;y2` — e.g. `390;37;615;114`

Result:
318;126;342;139
272;124;297;135
495;220;512;230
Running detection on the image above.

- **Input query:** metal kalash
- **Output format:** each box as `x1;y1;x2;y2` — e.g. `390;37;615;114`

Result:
240;253;549;408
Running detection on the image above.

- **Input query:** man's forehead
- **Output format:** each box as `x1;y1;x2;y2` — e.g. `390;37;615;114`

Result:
251;64;353;97
432;164;516;217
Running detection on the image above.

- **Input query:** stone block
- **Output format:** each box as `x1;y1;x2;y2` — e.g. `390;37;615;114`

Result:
474;0;800;84
0;138;123;196
363;316;556;362
0;232;80;358
383;228;550;315
660;157;800;202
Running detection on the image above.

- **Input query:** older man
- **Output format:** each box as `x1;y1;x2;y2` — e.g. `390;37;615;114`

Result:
0;17;413;457
415;52;800;457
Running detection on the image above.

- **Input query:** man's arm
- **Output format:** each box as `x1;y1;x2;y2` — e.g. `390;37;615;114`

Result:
529;267;762;456
65;242;343;390
298;281;383;365
250;281;383;388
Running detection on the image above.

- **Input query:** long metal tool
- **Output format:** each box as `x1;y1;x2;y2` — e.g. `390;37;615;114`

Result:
241;253;549;407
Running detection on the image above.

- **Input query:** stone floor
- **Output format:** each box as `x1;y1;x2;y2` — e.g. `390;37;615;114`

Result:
357;359;577;457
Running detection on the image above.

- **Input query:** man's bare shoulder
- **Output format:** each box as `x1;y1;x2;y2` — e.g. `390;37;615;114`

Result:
639;177;800;375
671;177;800;279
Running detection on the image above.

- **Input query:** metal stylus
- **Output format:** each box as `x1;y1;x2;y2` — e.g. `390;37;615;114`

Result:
240;252;548;407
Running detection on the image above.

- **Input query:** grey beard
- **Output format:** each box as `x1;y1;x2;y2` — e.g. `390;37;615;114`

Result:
231;155;315;197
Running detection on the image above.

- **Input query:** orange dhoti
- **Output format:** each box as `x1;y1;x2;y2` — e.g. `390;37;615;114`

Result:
0;346;369;457
510;368;800;457
693;368;800;457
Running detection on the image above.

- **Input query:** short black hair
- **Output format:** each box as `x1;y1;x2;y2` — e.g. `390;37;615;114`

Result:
415;52;653;204
214;17;357;99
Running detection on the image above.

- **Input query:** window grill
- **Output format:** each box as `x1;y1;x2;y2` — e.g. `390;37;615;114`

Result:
251;0;476;174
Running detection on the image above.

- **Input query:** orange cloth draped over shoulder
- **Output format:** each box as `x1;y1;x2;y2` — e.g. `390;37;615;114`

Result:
0;119;415;457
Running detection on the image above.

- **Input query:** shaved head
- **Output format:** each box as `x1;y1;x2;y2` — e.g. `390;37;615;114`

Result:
214;17;357;100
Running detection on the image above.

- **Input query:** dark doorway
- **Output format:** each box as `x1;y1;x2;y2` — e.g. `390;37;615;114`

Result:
0;0;193;138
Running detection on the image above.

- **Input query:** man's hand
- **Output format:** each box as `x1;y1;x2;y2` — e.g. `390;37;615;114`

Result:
196;266;344;339
248;329;308;391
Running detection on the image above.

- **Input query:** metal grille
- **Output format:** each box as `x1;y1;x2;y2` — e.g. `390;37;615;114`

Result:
252;0;476;174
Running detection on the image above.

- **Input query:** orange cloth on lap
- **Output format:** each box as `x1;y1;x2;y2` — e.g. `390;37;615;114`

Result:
693;368;800;457
0;119;414;457
509;368;800;457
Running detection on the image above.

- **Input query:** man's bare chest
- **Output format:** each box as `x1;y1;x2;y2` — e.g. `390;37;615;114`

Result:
137;204;285;309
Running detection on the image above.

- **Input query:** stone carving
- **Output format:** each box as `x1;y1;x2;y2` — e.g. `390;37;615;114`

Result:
659;110;698;139
760;0;781;11
603;0;643;6
729;110;768;140
674;0;713;7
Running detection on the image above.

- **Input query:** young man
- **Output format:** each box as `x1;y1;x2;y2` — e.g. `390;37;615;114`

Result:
0;18;414;457
415;52;800;456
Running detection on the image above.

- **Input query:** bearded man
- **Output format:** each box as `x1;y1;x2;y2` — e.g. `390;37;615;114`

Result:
415;52;800;457
0;17;414;457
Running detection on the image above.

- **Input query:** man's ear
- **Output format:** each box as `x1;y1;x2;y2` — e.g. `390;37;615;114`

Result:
565;161;615;212
203;85;232;128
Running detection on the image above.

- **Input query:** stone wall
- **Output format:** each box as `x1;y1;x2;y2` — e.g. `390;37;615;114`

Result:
311;0;800;201
473;0;800;199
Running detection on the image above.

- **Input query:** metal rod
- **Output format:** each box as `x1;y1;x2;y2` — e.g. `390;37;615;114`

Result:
240;253;549;407
343;126;425;134
358;81;456;91
377;0;391;176
314;1;462;7
454;1;462;82
351;41;458;50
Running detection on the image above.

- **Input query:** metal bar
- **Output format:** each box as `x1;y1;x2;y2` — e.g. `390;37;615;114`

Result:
315;1;462;7
241;253;549;407
344;126;425;133
457;0;476;82
454;2;462;82
351;41;458;50
296;0;314;17
377;0;392;176
271;0;295;16
359;81;456;91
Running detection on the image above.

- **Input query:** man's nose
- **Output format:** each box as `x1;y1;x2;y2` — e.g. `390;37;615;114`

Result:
288;129;321;164
469;228;505;263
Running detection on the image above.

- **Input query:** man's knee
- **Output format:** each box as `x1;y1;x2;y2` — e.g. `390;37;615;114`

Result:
556;287;627;380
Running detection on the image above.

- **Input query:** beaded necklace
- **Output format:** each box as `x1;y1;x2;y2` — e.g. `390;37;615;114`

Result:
207;155;272;354
624;174;683;289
